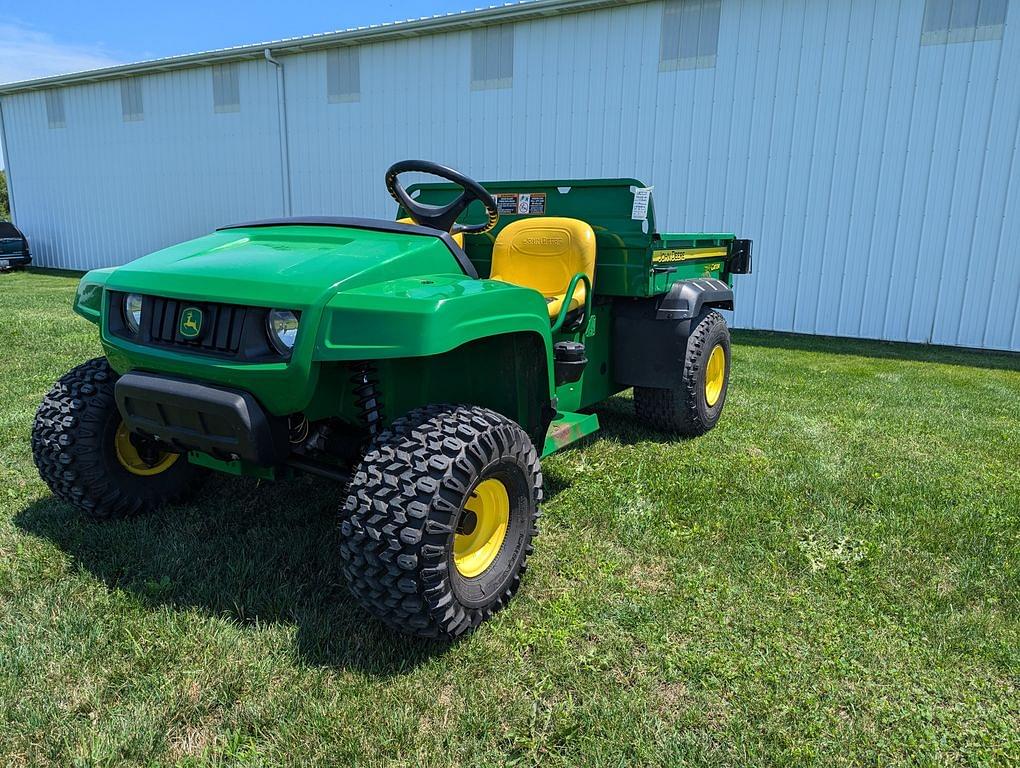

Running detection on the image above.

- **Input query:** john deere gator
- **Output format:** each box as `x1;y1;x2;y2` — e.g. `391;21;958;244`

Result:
32;161;752;638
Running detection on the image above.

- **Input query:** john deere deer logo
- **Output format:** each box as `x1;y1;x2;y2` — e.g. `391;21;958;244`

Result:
179;307;203;338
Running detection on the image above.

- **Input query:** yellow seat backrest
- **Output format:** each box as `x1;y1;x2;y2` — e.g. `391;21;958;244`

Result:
490;217;596;319
397;217;464;248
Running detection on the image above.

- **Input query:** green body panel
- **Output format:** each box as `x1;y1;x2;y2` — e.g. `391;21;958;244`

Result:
105;225;463;306
70;176;747;478
367;332;551;446
76;225;555;417
648;233;735;291
73;269;113;323
318;275;552;365
549;302;622;413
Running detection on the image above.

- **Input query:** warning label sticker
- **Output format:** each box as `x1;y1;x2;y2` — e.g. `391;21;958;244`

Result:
525;193;546;214
631;186;653;220
492;192;547;216
494;194;518;215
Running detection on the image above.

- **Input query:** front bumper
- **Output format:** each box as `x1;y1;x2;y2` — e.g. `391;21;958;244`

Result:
0;254;31;269
115;372;288;465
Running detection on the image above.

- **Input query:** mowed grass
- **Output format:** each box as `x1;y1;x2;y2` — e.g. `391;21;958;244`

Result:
0;270;1017;767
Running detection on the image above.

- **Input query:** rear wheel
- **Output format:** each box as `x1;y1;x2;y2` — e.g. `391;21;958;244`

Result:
32;357;205;518
634;309;731;436
339;404;542;639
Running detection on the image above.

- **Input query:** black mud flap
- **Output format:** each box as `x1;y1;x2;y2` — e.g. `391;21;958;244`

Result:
613;279;734;388
115;372;288;465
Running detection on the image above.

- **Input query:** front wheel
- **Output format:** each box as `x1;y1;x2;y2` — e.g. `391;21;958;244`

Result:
634;309;731;437
31;357;206;518
339;404;542;639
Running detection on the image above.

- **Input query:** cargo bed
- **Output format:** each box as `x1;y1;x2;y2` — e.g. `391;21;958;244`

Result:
405;178;750;298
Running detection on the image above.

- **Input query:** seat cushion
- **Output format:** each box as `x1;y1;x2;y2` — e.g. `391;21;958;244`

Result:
490;217;596;319
544;292;583;318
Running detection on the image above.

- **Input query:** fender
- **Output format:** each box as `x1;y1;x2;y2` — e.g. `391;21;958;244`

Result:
655;278;734;321
73;268;116;323
317;274;556;391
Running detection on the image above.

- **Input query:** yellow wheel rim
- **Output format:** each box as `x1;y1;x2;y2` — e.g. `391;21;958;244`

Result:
704;344;726;407
454;478;510;578
114;422;179;476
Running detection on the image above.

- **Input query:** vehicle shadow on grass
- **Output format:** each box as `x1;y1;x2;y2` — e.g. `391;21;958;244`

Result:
580;394;692;448
15;475;475;676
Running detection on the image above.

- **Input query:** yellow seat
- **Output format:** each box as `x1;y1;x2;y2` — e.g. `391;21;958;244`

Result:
490;217;596;319
397;217;464;248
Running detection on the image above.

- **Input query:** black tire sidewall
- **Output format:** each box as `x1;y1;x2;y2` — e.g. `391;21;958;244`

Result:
448;458;535;609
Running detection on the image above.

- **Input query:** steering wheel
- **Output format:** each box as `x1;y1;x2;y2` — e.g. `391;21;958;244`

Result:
385;160;499;236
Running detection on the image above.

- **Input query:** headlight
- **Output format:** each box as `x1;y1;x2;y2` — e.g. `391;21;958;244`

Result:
267;309;299;353
124;293;143;334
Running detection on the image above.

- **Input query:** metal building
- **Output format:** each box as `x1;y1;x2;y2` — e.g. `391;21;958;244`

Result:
1;0;1017;351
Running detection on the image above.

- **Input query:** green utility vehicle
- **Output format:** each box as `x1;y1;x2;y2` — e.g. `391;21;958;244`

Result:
32;161;751;638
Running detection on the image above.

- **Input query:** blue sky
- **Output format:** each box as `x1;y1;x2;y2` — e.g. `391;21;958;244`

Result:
0;1;500;168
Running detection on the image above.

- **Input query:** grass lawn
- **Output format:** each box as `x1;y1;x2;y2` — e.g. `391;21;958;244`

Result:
1;270;1018;767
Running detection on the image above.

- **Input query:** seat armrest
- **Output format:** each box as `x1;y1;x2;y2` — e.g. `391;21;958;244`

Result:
550;272;593;333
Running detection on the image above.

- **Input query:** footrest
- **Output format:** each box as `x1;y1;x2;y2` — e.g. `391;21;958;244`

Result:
542;411;599;457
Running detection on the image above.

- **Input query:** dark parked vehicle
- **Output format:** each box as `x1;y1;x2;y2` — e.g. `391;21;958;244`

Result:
0;222;31;270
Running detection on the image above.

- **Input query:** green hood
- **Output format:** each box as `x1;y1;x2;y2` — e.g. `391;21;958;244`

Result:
103;224;468;308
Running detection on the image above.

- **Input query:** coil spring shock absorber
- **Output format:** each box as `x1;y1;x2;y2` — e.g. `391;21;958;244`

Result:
350;362;384;439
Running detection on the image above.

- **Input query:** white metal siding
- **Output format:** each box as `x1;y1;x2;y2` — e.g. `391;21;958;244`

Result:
2;0;1018;350
1;61;285;270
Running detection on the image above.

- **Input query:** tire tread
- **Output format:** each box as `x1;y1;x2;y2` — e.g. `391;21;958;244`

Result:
339;404;542;639
32;357;202;518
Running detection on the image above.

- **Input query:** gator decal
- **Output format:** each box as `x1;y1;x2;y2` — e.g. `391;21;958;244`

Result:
652;246;728;264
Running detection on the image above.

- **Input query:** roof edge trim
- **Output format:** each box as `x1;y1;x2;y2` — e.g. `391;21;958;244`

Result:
0;0;639;95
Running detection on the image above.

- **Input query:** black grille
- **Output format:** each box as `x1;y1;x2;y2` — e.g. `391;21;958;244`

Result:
148;297;245;354
109;292;291;362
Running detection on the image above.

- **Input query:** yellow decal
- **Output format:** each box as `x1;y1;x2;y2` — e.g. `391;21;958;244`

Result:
652;247;728;264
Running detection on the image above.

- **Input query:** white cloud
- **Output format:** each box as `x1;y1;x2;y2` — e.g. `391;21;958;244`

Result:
0;23;122;87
